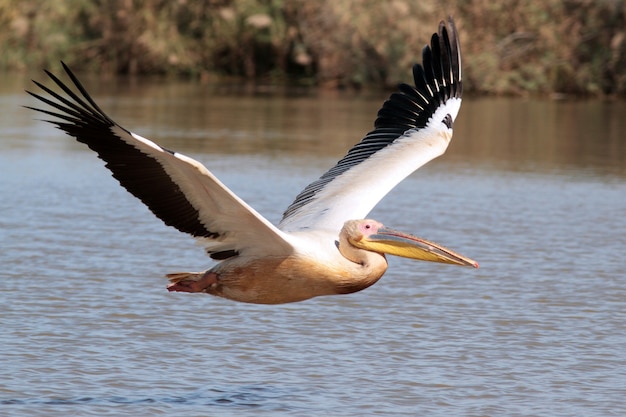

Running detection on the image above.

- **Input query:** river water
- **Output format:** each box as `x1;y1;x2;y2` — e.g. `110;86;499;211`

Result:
1;72;625;416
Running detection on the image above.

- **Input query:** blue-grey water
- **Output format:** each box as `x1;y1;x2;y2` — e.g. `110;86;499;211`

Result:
1;72;625;416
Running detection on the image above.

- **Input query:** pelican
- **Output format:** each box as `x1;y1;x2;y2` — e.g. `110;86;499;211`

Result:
27;17;477;304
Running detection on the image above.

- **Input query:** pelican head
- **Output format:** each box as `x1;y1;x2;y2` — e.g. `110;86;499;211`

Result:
342;219;479;268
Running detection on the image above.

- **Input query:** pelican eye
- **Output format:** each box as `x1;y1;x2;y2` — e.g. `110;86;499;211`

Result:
442;113;453;129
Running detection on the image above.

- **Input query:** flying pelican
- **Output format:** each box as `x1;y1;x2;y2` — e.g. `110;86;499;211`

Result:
27;17;477;304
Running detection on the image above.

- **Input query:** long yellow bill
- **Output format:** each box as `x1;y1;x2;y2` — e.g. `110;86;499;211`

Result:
353;226;479;268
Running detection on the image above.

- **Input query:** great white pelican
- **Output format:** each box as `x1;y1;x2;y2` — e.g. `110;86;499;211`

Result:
27;17;478;304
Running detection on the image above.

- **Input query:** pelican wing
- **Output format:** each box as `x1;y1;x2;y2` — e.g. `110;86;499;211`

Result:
279;18;462;233
27;63;293;260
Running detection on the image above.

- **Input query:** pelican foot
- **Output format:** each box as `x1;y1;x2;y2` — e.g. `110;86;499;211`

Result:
167;272;218;293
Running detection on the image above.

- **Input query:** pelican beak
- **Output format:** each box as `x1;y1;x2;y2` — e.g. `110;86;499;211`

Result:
354;226;479;268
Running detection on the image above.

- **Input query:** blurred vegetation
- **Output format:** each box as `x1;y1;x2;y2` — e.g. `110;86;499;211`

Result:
1;0;625;96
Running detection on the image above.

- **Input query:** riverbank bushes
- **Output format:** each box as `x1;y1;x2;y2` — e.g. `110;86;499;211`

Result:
1;0;624;96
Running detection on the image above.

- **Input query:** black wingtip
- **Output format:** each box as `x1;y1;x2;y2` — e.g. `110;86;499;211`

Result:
26;63;115;129
412;17;462;102
372;17;462;133
27;61;222;240
443;16;462;97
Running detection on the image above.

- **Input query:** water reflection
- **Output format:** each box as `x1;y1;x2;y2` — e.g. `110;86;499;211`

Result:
455;97;626;177
96;85;626;179
5;72;624;179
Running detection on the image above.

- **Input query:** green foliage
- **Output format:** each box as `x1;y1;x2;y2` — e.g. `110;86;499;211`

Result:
1;0;625;95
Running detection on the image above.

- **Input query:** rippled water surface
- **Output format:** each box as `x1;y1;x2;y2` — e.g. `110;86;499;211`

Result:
2;73;626;416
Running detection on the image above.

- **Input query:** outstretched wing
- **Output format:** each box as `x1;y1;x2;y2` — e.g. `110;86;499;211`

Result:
279;17;462;233
27;63;293;260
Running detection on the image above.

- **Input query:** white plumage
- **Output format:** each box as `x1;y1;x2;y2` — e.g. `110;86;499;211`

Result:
27;17;477;304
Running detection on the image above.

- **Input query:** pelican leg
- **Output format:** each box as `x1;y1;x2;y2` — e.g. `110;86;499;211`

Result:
166;271;218;293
